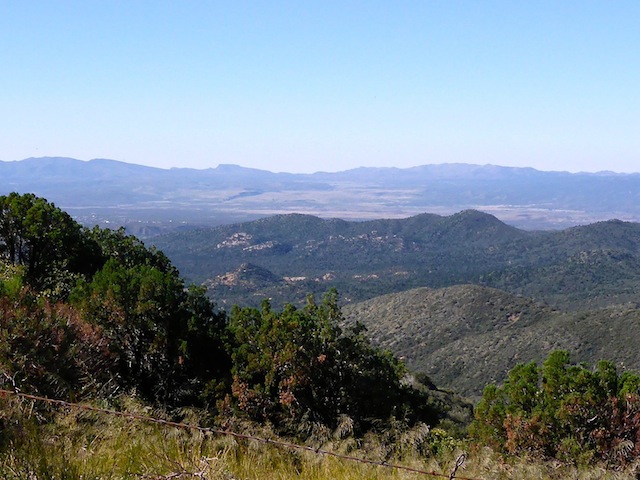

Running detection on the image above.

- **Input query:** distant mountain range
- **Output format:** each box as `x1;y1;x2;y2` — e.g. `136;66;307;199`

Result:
1;157;639;232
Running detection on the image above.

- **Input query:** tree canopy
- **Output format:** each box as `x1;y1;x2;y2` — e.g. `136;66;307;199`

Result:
0;193;229;406
0;192;100;293
226;290;442;434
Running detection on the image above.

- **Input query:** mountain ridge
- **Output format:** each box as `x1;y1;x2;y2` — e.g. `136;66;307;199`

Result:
2;157;640;232
7;156;637;176
151;210;640;311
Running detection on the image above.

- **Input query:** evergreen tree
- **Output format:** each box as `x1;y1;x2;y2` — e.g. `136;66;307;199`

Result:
0;192;101;294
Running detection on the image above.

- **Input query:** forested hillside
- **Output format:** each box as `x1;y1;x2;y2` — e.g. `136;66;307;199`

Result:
152;210;640;402
152;211;640;311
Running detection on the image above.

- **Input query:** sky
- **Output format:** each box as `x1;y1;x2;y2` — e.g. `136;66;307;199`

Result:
1;1;639;174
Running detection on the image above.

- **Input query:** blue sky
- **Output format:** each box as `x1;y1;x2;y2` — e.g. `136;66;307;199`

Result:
2;1;639;173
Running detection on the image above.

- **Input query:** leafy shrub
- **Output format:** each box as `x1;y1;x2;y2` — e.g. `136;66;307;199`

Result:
225;290;443;435
71;256;230;407
0;193;231;408
0;192;101;295
471;350;640;465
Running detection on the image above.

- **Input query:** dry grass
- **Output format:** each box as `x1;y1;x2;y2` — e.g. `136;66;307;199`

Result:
1;397;639;480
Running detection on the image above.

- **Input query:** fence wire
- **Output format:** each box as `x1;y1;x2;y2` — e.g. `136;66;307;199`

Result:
0;388;482;479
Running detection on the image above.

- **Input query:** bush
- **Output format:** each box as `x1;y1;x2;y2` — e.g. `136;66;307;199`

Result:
225;290;443;435
470;350;640;465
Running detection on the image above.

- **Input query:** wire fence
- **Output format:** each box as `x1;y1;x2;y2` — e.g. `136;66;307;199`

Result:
0;388;482;480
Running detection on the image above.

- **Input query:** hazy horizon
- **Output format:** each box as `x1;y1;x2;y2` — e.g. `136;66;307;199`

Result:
2;2;639;174
2;155;639;176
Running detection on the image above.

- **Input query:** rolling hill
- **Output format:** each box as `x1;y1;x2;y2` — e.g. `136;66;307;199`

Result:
151;211;640;311
343;285;640;399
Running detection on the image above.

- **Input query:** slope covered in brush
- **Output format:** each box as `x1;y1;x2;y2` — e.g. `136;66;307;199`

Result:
343;285;640;398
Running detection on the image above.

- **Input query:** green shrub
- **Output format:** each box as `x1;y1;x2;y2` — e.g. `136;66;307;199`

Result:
471;350;640;465
225;290;443;435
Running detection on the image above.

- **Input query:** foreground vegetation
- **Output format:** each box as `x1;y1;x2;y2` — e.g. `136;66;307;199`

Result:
3;193;640;477
2;394;640;480
472;351;640;466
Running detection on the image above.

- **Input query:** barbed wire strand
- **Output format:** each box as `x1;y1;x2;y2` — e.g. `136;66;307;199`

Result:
0;389;481;480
